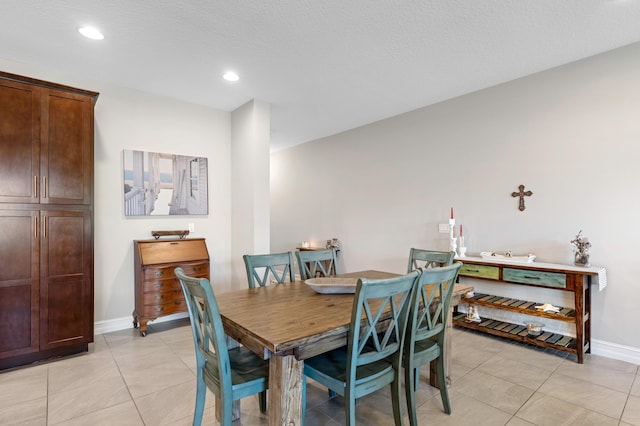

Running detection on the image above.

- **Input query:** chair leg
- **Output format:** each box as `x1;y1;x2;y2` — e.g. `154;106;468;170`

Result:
259;390;267;414
436;357;451;415
405;365;418;426
391;376;404;426
346;389;357;426
193;374;206;426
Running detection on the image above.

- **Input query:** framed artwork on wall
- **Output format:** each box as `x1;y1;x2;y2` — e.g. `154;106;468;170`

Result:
123;149;209;216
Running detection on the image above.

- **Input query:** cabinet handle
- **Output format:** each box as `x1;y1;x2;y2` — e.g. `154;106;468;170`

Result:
154;295;163;301
42;176;47;198
154;283;164;289
154;271;162;276
43;217;47;238
34;176;38;198
466;268;480;273
193;266;200;271
154;306;163;313
34;216;38;239
522;275;540;280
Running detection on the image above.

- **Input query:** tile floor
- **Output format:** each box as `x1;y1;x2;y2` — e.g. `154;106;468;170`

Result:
1;319;640;425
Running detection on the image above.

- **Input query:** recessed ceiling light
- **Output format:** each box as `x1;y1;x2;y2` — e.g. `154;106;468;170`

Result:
223;71;239;82
79;26;104;40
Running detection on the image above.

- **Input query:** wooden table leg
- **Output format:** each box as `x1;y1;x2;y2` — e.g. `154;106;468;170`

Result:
269;353;304;425
429;295;460;389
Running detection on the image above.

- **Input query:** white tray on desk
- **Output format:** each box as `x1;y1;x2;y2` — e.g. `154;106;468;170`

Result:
305;277;358;294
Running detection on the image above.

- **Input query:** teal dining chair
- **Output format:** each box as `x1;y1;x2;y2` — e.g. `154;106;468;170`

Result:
407;248;455;272
174;267;269;426
302;270;420;425
243;251;295;288
295;248;337;279
404;262;462;426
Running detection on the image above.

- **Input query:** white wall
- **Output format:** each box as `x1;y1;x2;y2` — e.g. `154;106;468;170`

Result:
270;42;640;363
230;100;272;287
0;58;232;332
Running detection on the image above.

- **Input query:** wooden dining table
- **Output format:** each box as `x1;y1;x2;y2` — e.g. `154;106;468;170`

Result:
216;270;473;425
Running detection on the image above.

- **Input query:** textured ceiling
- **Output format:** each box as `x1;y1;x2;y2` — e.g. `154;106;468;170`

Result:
1;1;639;151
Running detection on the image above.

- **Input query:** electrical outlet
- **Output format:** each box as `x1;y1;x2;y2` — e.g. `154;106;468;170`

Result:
438;223;450;234
188;223;195;233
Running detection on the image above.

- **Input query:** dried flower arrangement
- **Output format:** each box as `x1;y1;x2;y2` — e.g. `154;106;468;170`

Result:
571;230;591;266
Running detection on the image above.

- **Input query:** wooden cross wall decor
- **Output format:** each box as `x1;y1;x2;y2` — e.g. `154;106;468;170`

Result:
511;184;532;211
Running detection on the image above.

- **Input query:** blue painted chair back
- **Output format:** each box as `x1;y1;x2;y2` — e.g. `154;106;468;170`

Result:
404;262;462;426
303;270;420;425
407;248;455;272
295;249;337;279
175;267;268;426
243;251;295;288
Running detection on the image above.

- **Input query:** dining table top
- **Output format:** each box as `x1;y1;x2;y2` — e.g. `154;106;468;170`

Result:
216;270;473;361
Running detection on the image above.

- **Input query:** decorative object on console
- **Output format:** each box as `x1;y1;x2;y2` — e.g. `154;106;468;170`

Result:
465;305;481;322
457;224;466;256
449;207;457;252
480;251;536;263
511;184;532;211
151;230;190;239
571;230;591;267
524;322;545;336
535;303;560;313
325;238;341;253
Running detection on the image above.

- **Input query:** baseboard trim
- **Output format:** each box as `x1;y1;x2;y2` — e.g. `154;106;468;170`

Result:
591;338;640;365
94;312;189;335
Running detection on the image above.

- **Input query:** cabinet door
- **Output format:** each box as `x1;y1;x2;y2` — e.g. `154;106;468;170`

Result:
0;210;40;359
0;78;41;204
40;89;94;205
40;209;93;349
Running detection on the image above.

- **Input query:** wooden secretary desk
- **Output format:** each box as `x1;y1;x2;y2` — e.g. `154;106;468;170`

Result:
133;238;209;336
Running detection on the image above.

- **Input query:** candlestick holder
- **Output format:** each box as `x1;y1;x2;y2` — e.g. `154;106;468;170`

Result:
458;246;467;257
448;218;456;252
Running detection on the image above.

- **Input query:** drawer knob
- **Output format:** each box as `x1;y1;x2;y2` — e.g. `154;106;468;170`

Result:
155;306;163;313
155;283;164;289
154;295;163;301
154;271;162;276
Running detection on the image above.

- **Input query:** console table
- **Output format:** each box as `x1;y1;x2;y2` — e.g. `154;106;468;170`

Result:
453;257;606;363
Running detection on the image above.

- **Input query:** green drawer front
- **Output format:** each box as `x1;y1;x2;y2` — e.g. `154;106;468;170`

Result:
459;264;499;280
503;268;566;288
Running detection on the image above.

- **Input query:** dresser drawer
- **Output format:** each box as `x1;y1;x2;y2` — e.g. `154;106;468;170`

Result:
142;262;209;281
459;264;500;280
142;299;187;317
142;289;184;305
142;278;182;293
503;268;566;289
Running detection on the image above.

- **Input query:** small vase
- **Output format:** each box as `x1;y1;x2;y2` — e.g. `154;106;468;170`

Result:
574;252;590;267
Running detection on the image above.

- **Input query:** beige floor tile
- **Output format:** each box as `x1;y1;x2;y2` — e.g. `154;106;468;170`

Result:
515;392;618;425
0;396;47;426
632;375;640;397
622;394;640;425
415;389;512;426
538;372;628;419
0;363;48;407
492;340;567;371
555;354;638;393
506;416;536;426
48;354;122;395
119;359;195;398
135;380;216;426
50;400;143;426
47;375;131;424
452;369;534;415
477;354;554;390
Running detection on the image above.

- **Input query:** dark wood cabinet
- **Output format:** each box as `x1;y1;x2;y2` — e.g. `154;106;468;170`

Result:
0;72;97;370
133;238;209;336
